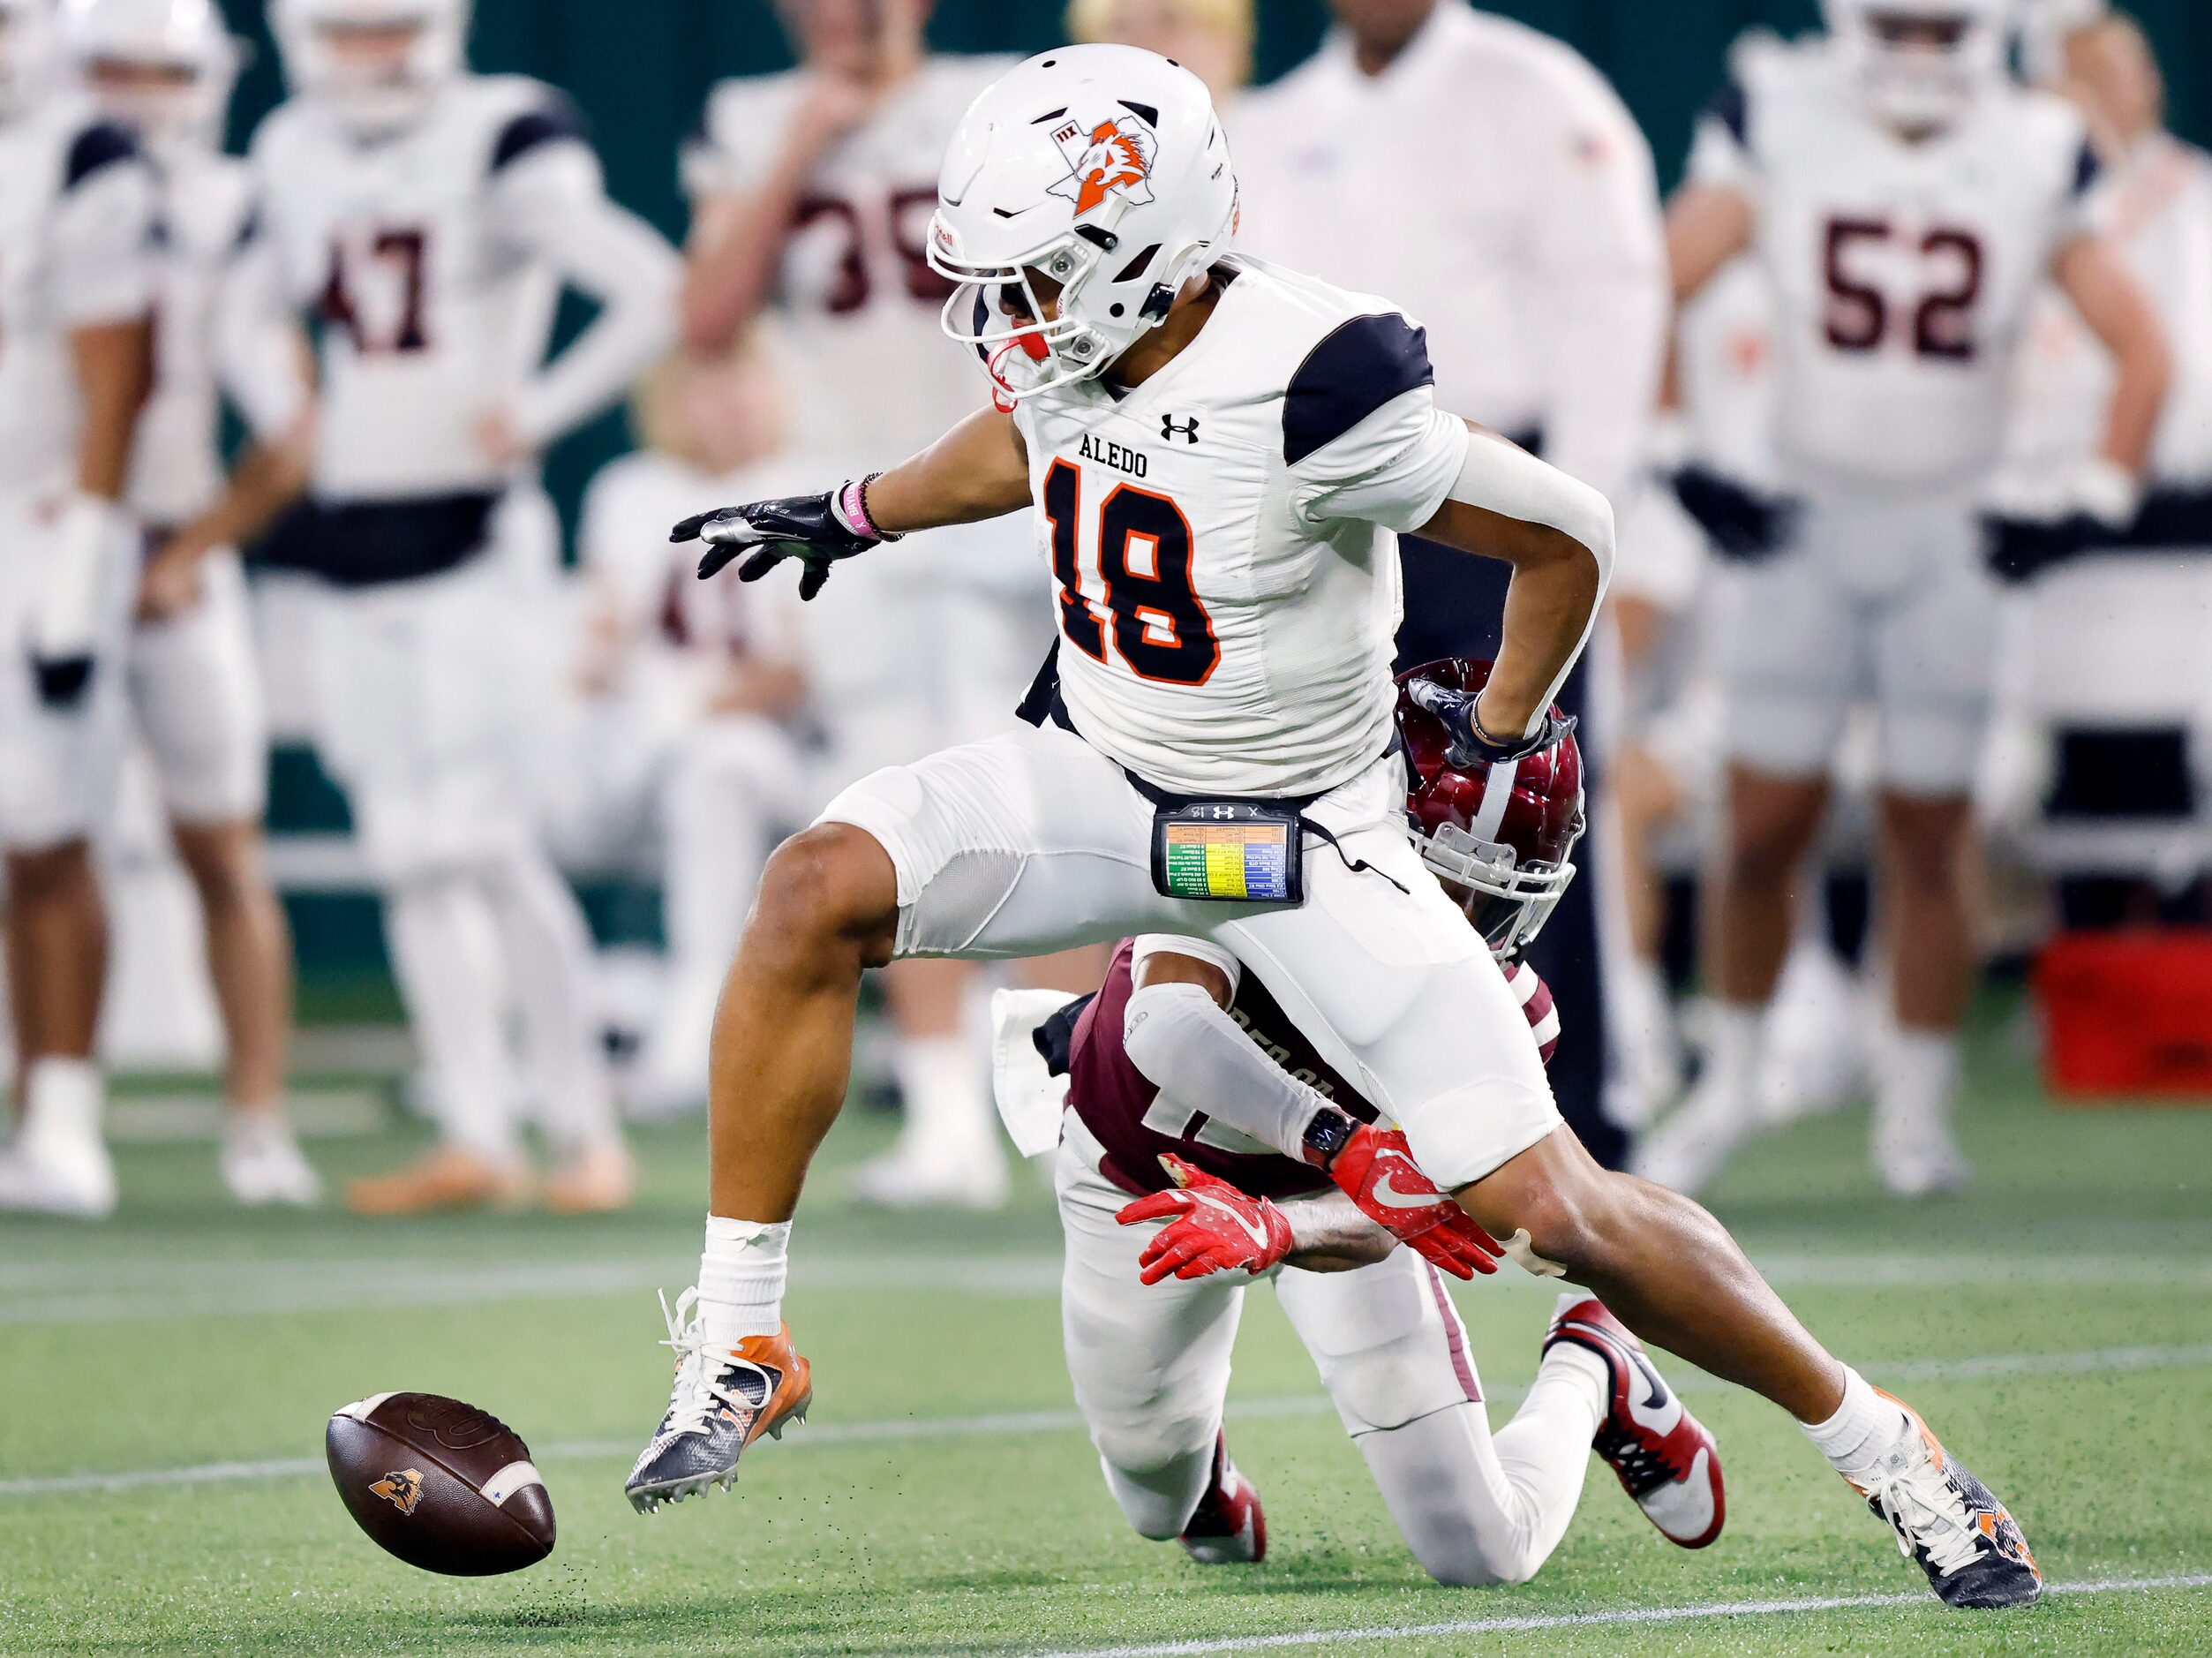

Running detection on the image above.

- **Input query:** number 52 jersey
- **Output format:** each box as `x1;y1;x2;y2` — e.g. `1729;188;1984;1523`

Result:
1009;255;1471;800
1689;41;2100;494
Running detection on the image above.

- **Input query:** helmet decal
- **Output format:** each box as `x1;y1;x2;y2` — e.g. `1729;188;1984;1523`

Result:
1049;115;1157;219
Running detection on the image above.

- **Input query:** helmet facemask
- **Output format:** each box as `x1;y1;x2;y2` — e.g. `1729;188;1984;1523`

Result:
1417;816;1583;958
1827;0;2013;132
275;0;465;136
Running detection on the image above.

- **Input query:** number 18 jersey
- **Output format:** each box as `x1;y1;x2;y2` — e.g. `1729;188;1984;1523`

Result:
1009;256;1470;799
1689;42;2099;494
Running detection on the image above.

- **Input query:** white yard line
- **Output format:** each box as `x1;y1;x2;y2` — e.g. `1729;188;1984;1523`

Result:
3;1249;2210;1323
4;1341;2209;1502
1018;1573;2212;1658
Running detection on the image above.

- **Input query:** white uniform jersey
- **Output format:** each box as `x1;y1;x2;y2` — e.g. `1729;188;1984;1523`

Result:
1998;132;2212;494
127;152;253;528
683;55;1014;474
1231;1;1665;507
243;74;675;508
1689;43;2099;494
0;94;157;499
1011;257;1468;799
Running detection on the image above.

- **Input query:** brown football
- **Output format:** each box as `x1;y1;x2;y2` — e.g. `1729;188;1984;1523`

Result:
326;1392;555;1576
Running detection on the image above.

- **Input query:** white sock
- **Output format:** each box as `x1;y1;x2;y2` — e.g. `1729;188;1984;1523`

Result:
697;1216;792;1345
1878;1026;1960;1120
22;1058;103;1147
1538;1295;1614;1421
481;850;621;1158
893;1035;997;1153
1801;1366;1913;1478
1700;1002;1765;1111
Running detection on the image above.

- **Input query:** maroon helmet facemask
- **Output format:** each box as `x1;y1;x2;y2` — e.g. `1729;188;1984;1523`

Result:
1396;657;1585;956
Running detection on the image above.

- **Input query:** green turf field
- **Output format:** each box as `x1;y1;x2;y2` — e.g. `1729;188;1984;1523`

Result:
4;999;2210;1656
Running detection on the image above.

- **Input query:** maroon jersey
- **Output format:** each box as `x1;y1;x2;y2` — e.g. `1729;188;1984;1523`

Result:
1061;938;1557;1199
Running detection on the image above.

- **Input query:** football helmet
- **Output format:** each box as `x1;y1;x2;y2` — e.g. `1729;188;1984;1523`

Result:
1822;0;2018;131
1397;658;1585;958
272;0;468;134
59;0;238;156
928;43;1238;401
0;0;58;120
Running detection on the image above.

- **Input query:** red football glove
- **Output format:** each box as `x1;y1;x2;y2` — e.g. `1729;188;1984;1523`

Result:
1115;1155;1294;1285
1328;1125;1503;1279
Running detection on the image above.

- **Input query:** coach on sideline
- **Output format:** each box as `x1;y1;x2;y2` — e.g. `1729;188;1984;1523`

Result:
1232;0;1670;1166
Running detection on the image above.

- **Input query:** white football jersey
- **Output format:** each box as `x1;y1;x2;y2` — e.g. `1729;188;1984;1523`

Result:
0;94;157;500
684;55;1014;474
245;74;673;504
1011;257;1468;798
126;151;254;528
1689;43;2099;492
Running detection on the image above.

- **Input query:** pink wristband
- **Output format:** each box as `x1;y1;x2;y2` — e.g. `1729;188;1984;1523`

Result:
837;477;881;539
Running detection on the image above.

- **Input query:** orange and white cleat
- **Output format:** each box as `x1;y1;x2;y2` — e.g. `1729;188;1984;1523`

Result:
1848;1392;2042;1609
1179;1433;1267;1564
344;1144;533;1217
625;1289;812;1513
1544;1294;1725;1548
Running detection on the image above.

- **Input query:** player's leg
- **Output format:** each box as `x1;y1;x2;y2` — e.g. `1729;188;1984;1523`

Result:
1865;519;1997;1195
130;551;313;1206
1457;1126;2041;1607
1056;1122;1255;1552
1636;518;1853;1195
309;580;531;1213
1275;1253;1602;1585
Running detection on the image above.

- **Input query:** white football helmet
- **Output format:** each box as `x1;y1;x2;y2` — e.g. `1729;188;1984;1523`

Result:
929;44;1238;401
272;0;469;134
59;0;238;156
0;0;58;120
1823;0;2019;130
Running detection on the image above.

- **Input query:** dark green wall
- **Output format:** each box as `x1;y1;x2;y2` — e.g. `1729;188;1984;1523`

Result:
212;0;2212;533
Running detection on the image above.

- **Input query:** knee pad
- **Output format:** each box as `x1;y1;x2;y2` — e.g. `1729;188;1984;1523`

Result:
1281;1258;1482;1436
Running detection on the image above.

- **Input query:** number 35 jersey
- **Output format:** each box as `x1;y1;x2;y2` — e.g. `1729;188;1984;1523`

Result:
1009;256;1471;800
1689;42;2099;494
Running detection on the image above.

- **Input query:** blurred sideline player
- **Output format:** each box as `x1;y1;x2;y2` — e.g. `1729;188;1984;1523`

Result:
630;47;2043;1612
1065;0;1248;105
62;0;320;1209
555;342;812;1119
1231;0;1672;1157
991;681;1723;1579
233;0;678;1214
681;0;1051;1210
0;0;155;1217
1641;0;2169;1199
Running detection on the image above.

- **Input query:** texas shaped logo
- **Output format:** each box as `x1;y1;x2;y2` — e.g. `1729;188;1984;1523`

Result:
1048;115;1157;218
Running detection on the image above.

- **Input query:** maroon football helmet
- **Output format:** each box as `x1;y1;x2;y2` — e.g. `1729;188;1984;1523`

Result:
1396;658;1585;957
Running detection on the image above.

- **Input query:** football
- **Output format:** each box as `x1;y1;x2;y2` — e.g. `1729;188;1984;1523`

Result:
326;1393;556;1576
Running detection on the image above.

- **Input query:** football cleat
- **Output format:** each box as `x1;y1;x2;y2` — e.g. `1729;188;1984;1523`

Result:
0;1135;117;1219
1850;1393;2042;1609
1544;1294;1725;1548
1179;1433;1266;1564
1631;1073;1762;1199
848;1134;1010;1211
220;1115;322;1209
1872;1094;1973;1199
625;1288;812;1514
345;1144;533;1216
542;1141;636;1215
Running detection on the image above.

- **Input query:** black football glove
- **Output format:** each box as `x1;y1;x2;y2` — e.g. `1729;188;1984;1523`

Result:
1982;513;2097;586
1404;678;1577;769
675;483;886;601
28;651;94;709
1669;464;1800;562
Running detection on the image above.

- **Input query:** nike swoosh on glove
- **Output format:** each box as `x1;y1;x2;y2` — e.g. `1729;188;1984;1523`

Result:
675;487;880;601
1670;463;1800;562
1328;1126;1501;1279
1116;1155;1293;1284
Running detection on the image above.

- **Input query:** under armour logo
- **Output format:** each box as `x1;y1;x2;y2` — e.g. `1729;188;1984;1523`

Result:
1162;415;1200;444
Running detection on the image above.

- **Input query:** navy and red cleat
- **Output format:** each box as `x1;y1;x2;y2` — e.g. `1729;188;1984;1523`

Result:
1544;1294;1725;1548
1179;1433;1267;1564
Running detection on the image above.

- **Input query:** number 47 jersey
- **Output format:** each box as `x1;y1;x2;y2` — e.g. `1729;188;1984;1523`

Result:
1689;41;2100;494
1011;255;1471;800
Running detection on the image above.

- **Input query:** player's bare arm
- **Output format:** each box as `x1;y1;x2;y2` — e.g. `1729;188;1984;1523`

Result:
71;316;154;501
2050;232;2171;479
139;425;314;624
1661;181;1755;305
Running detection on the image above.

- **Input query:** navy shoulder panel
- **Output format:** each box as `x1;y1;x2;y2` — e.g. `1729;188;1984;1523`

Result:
64;121;140;192
1704;79;1749;147
491;95;591;173
1283;313;1436;466
2072;136;2102;198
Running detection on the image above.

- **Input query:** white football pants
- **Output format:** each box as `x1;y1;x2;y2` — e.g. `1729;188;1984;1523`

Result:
820;718;1562;1190
1057;1121;1599;1585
